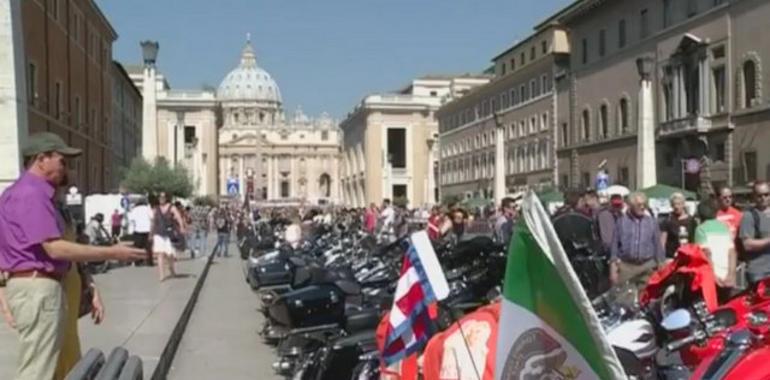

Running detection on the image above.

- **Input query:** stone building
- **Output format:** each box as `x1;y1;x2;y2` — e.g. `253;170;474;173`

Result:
110;61;142;190
137;37;342;203
0;0;117;193
340;76;489;208
550;0;770;191
437;26;570;201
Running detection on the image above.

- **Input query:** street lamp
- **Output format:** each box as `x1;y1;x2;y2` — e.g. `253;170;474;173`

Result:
140;41;159;67
636;56;654;81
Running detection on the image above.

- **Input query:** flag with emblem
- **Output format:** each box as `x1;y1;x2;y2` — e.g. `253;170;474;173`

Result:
495;192;625;380
382;231;449;366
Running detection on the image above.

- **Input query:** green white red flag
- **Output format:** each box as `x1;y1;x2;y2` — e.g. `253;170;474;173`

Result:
495;192;626;379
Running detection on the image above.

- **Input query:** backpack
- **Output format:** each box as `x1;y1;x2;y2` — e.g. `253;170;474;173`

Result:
736;208;761;262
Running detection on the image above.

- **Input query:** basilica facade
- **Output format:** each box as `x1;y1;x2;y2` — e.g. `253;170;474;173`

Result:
136;38;341;204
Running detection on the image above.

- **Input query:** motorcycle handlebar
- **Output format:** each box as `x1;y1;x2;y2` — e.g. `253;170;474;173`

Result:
666;334;698;352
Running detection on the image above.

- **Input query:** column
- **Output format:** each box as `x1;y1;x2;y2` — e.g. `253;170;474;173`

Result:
637;79;657;188
266;155;273;200
239;155;245;201
0;0;28;192
272;156;279;199
290;156;297;198
427;143;436;205
142;66;158;161
219;156;226;196
678;66;687;117
494;126;506;205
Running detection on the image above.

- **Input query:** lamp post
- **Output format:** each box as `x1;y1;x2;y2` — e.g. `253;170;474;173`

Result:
493;112;506;206
140;41;159;161
426;137;436;206
635;56;657;189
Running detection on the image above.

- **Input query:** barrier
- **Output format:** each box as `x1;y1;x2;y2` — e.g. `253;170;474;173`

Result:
66;347;143;380
65;348;105;380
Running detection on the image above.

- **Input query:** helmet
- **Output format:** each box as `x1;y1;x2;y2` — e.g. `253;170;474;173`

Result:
607;319;657;360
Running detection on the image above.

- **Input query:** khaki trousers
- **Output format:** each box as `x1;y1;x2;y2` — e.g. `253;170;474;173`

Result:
6;277;65;380
617;260;658;287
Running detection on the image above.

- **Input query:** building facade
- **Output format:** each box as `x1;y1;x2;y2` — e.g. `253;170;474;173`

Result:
0;0;117;194
137;38;342;203
550;0;770;192
110;61;142;190
340;76;489;208
438;26;569;201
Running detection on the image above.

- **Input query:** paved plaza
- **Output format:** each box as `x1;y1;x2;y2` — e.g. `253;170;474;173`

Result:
0;240;279;379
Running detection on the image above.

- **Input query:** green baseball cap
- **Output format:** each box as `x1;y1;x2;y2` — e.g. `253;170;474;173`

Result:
22;132;82;157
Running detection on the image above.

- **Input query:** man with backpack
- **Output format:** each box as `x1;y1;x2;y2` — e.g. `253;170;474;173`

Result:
213;208;232;258
740;181;770;284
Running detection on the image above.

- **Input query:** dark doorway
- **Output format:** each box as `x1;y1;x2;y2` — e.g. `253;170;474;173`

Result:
280;181;290;198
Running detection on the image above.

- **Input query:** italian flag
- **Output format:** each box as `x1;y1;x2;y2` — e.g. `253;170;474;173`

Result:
495;193;626;380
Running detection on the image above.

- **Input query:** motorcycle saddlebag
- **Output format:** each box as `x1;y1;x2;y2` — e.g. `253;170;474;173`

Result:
269;284;345;329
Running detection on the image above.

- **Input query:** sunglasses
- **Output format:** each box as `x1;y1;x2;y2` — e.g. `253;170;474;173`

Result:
758;193;770;198
720;195;733;200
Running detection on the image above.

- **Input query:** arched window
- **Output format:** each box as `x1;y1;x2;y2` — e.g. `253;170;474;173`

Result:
581;109;591;141
599;104;609;139
744;60;758;108
619;98;629;134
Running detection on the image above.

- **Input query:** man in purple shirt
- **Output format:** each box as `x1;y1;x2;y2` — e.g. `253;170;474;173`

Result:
0;132;145;380
609;191;665;287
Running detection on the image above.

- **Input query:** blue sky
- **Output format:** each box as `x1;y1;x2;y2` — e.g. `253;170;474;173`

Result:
98;0;569;119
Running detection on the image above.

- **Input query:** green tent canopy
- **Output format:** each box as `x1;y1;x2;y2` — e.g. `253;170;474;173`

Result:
639;184;697;200
537;189;564;204
460;197;493;209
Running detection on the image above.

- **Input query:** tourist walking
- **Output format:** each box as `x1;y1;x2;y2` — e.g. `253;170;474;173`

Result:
110;209;122;240
190;202;212;258
0;132;143;380
364;203;378;234
152;192;186;281
129;199;154;266
213;208;232;258
739;181;770;284
610;192;665;286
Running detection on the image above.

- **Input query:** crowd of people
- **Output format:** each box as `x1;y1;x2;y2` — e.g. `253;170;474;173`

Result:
548;183;770;303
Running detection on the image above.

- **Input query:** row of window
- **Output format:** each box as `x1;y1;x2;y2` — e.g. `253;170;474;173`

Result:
441;112;549;159
441;74;552;131
499;40;550;76
440;141;551;185
580;0;726;66
575;98;632;144
28;63;106;140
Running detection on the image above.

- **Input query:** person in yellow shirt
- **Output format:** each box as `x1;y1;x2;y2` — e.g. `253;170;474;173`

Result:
52;201;105;379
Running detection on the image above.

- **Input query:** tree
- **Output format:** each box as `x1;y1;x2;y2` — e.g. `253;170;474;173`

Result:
121;157;193;198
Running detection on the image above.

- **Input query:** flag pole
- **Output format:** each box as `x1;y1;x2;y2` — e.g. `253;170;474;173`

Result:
439;302;482;380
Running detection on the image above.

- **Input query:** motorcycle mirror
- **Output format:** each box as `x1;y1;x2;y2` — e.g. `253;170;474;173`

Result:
661;309;692;331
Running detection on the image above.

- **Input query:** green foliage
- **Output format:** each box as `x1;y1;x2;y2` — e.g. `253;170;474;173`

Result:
121;157;193;198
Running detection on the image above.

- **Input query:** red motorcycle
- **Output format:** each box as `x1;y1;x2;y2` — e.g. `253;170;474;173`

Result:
665;279;770;379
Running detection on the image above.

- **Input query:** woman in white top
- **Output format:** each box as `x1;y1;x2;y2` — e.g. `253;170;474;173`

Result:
285;211;303;249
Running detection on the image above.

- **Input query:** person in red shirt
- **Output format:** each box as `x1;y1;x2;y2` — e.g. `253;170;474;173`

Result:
363;203;378;234
427;206;443;241
716;186;742;239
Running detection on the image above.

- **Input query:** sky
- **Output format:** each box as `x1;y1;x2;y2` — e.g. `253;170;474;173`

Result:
97;0;569;119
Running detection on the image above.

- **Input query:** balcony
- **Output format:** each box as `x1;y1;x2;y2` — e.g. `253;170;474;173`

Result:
659;114;712;137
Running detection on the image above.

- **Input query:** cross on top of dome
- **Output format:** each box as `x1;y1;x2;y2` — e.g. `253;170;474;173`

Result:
240;34;257;68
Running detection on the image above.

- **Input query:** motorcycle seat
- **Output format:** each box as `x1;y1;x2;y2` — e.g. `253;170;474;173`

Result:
344;308;380;333
333;330;377;350
335;280;362;295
